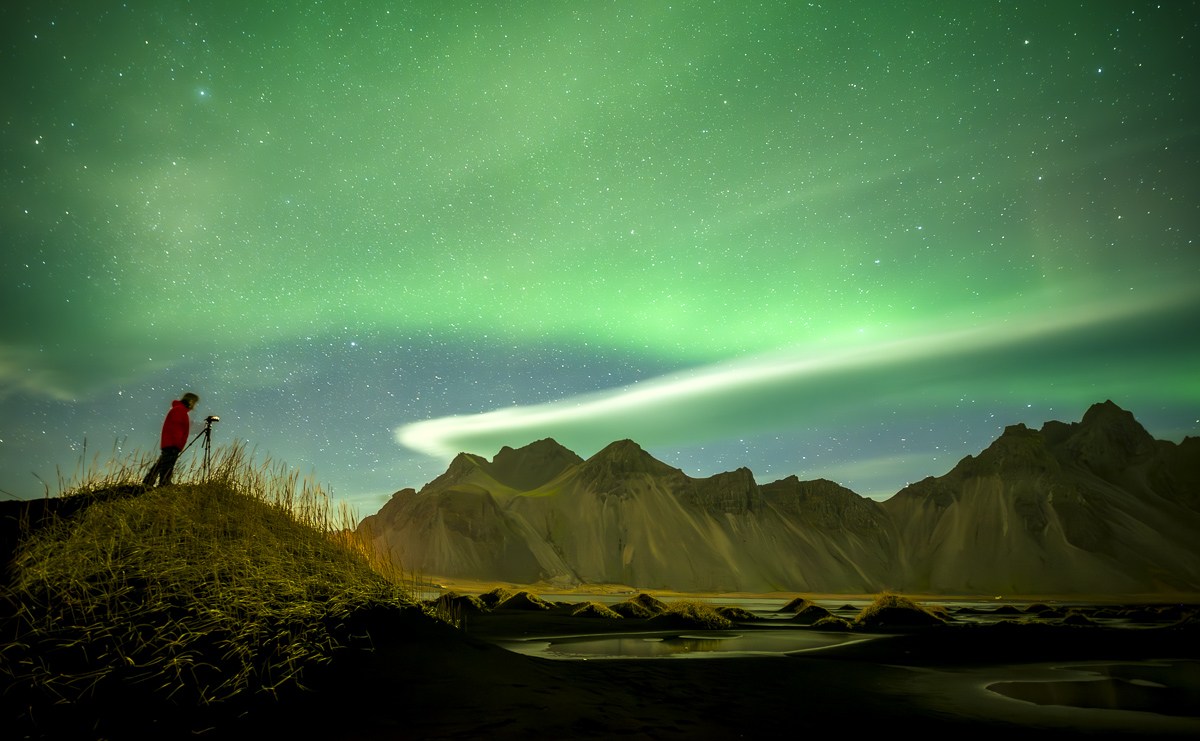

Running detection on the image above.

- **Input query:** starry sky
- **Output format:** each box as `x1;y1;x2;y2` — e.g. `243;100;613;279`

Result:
2;1;1197;512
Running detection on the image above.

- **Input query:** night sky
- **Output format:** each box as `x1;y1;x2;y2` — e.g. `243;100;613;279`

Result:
3;1;1197;513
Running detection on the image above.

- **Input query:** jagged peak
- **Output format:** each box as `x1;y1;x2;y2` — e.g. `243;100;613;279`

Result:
925;422;1056;487
699;466;757;482
1062;399;1156;470
449;451;488;472
1079;400;1153;441
488;438;585;491
584;439;679;476
491;437;579;464
976;423;1048;458
416;452;490;494
597;438;644;454
762;476;868;502
1082;399;1132;424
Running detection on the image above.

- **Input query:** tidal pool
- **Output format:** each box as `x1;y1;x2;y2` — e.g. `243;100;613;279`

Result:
496;629;872;659
987;660;1200;716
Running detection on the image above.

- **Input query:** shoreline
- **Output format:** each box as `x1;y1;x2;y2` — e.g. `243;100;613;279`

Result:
417;577;1200;606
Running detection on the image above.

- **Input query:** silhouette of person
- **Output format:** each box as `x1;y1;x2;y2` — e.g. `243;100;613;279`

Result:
143;392;199;487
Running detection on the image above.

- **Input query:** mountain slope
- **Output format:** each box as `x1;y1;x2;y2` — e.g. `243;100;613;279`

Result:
883;401;1200;593
361;402;1200;594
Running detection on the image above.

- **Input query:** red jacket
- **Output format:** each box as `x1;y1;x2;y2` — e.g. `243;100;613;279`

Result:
160;399;191;449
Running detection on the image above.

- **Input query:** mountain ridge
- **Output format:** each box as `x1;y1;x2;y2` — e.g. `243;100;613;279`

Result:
361;401;1200;594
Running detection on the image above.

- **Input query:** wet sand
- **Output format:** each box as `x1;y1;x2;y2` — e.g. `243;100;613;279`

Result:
284;598;1200;741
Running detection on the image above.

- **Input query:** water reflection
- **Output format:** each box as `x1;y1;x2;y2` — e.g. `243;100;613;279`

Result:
498;629;869;659
987;660;1200;716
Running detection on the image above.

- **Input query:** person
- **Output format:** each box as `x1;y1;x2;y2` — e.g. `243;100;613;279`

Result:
143;392;199;487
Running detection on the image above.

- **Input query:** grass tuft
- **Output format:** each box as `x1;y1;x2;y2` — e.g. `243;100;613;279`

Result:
645;600;736;630
571;601;623;619
714;605;757;621
812;616;853;631
778;597;816;613
478;587;515;609
610;591;668;618
496;590;553;611
790;603;834;624
0;444;426;722
854;592;946;628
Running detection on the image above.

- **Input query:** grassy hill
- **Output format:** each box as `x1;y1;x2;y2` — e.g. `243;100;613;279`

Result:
0;447;443;738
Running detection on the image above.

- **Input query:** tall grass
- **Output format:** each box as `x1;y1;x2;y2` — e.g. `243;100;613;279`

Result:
0;444;421;716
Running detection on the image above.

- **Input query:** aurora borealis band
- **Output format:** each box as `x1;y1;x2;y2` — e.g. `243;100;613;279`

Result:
2;2;1197;509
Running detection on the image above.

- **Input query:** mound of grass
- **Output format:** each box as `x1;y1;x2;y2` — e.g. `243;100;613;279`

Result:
610;600;656;619
715;605;757;621
1123;606;1168;623
812;616;853;631
571;601;623;619
1062;610;1096;626
989;618;1037;629
496;590;553;610
478;587;514;609
429;591;487;616
611;592;668;619
0;446;427;734
1167;611;1200;629
778;597;815;613
923;605;954;621
790;603;834;625
645;600;735;630
854;593;946;628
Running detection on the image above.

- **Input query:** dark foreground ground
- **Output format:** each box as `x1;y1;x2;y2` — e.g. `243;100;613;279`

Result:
3;493;1197;740
14;600;1196;740
340;606;1200;740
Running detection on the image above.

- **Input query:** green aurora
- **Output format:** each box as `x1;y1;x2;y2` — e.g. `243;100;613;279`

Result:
2;1;1197;507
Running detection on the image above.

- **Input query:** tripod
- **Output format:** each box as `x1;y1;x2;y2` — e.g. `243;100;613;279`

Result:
182;415;220;476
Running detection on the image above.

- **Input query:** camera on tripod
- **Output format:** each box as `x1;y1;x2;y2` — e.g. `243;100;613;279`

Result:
183;414;222;474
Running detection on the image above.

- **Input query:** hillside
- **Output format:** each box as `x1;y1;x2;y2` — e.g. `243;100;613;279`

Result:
361;402;1200;594
0;450;443;738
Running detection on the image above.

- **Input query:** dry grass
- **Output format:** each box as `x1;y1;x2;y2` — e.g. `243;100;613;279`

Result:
791;603;834;624
0;444;425;713
714;605;757;621
646;600;736;630
778;597;816;613
478;586;515;609
496;590;553;610
610;591;668;618
571;601;623;619
812;616;853;631
854;592;946;628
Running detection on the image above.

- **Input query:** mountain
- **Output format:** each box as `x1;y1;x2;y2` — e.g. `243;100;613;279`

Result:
358;402;1200;594
882;401;1200;594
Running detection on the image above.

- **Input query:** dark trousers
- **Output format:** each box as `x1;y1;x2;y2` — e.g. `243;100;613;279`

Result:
143;446;182;487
